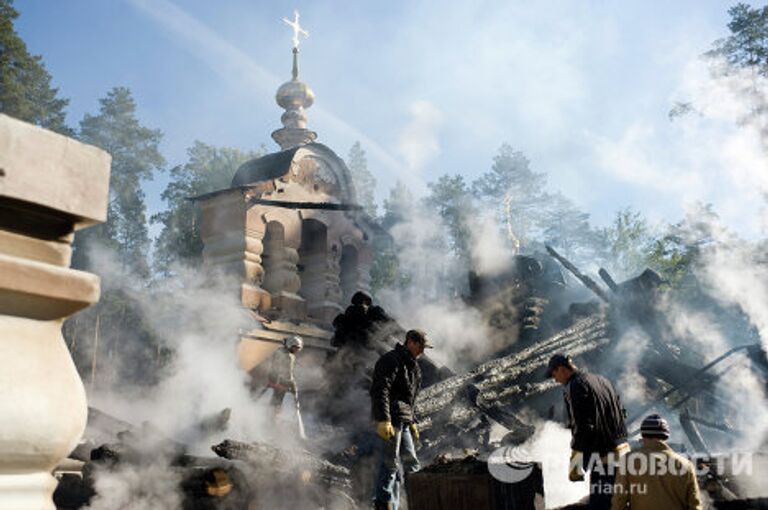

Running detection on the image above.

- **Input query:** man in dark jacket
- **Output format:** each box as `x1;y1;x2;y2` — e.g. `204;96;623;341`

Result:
370;329;432;510
331;291;391;348
548;353;630;510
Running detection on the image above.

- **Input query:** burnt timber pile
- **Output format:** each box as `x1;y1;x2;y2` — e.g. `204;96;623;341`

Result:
55;407;357;510
53;250;767;509
319;248;767;508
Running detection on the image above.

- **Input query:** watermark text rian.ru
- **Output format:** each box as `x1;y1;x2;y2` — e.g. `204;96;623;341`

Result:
593;482;647;496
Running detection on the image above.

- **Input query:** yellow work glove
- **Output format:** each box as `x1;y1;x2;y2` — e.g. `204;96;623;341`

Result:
409;423;420;441
569;450;585;482
376;421;395;441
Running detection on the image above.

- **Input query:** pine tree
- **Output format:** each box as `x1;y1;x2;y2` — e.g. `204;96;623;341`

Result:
598;207;652;279
707;3;768;75
74;87;164;278
472;144;548;252
347;141;377;217
370;181;414;294
152;141;263;274
380;180;413;230
0;0;71;134
540;192;595;263
425;174;476;262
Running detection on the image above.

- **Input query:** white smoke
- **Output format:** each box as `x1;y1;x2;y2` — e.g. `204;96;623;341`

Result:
614;327;651;408
378;206;495;369
85;462;182;510
512;421;589;509
470;211;514;276
75;244;289;508
84;245;273;450
397;99;443;177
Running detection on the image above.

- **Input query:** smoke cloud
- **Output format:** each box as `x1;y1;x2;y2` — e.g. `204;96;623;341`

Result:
397;99;443;178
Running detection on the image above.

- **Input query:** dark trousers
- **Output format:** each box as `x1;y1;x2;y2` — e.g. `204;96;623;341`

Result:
588;462;616;510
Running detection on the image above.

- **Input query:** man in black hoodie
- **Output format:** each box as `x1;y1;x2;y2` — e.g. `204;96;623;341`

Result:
370;329;432;510
548;353;630;510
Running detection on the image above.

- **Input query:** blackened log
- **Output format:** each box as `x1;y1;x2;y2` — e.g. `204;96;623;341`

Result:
211;439;351;489
686;414;741;435
53;472;95;509
627;344;759;425
415;315;610;419
197;407;231;434
598;268;618;292
545;245;610;303
680;409;710;454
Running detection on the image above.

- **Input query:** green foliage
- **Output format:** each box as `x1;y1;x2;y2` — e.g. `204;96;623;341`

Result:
370;181;413;295
74;87;164;278
701;3;768;147
0;0;71;134
707;3;768;75
425;174;477;261
540;192;595;262
599;207;652;278
380;180;412;230
66;287;170;390
472;144;548;250
347;141;377;217
152;141;263;275
645;203;720;287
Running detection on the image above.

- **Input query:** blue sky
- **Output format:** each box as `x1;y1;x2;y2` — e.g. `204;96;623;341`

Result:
15;1;768;237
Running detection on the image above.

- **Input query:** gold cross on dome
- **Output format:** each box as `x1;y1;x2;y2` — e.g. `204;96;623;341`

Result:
283;10;309;49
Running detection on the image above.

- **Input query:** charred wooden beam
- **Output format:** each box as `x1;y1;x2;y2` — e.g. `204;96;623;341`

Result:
598;268;618;292
686;414;741;435
627;344;759;426
680;409;710;454
197;407;231;434
416;315;610;419
545;245;610;303
211;439;351;489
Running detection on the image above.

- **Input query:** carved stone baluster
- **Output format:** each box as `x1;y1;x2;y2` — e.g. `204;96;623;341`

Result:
0;114;111;509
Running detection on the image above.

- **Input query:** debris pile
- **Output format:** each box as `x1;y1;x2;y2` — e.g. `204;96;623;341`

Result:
54;249;768;509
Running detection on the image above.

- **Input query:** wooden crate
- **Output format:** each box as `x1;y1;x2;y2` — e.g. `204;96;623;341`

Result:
406;462;544;510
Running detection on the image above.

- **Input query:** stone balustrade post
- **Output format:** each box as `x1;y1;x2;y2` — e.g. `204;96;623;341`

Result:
0;114;111;509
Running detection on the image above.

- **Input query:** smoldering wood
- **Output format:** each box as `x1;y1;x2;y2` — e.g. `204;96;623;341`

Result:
626;344;759;425
196;407;232;434
685;413;741;434
211;439;352;489
598;268;618;292
679;409;711;454
545;245;610;303
415;315;610;419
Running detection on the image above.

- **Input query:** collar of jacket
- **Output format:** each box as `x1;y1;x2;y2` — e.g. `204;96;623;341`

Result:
395;343;416;364
640;439;672;452
566;369;581;384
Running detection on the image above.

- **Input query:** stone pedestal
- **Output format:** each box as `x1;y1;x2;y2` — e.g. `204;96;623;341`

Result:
0;114;111;509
